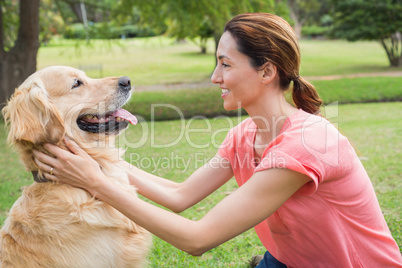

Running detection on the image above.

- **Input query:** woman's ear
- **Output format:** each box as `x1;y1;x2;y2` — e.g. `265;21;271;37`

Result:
260;62;277;85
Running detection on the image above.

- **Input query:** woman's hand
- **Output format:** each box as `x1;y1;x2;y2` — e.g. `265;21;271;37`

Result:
33;137;106;195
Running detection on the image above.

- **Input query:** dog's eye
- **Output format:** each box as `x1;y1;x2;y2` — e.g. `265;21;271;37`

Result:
72;79;83;89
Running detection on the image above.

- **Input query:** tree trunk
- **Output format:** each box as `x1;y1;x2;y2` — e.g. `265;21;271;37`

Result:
380;33;402;67
0;0;40;110
292;19;303;39
390;56;402;67
288;0;303;38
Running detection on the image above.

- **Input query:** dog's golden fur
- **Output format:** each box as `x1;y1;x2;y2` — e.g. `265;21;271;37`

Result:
0;66;151;267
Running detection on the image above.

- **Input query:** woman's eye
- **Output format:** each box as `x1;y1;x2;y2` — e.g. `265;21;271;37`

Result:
72;79;83;89
222;63;230;68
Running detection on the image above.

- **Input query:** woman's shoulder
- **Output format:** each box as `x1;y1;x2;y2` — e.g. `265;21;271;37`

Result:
284;109;340;138
276;109;353;170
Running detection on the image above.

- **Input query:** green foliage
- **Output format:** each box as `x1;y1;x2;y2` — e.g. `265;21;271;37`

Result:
63;23;157;39
40;0;65;45
1;0;19;51
1;0;128;49
118;0;275;52
55;0;116;24
331;0;402;41
288;0;322;24
330;0;402;66
285;0;332;37
302;25;331;38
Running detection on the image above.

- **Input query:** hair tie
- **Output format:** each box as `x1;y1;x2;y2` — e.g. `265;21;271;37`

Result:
293;75;300;82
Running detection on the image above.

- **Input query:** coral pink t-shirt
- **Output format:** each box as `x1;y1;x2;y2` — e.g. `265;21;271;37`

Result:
218;110;402;267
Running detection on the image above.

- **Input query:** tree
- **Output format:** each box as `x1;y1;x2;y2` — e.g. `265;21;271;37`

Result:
0;0;118;109
331;0;402;67
284;0;332;38
40;0;65;45
0;0;40;110
119;0;275;54
55;0;115;23
287;0;321;38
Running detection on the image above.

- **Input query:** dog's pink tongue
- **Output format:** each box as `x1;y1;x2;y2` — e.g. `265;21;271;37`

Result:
113;109;138;125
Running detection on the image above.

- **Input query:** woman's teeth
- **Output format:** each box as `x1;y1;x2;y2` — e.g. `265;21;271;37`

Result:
222;89;231;94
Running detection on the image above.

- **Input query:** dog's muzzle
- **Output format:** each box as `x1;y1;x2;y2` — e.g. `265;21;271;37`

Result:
77;76;137;134
77;109;137;134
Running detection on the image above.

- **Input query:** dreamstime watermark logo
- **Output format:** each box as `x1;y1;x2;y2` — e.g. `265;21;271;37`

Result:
117;103;245;150
128;152;213;173
127;151;289;174
62;100;342;168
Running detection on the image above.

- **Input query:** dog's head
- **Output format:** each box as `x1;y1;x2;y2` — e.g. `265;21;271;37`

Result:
2;66;137;172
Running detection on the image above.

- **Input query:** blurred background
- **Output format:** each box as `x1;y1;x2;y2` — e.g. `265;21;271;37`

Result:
1;0;401;109
0;1;401;267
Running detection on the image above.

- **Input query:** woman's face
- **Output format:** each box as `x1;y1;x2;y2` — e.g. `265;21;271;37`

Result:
211;31;264;111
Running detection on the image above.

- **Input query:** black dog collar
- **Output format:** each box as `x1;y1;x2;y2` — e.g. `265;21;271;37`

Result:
32;171;51;183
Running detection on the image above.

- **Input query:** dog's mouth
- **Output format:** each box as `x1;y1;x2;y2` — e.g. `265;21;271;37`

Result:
77;109;138;134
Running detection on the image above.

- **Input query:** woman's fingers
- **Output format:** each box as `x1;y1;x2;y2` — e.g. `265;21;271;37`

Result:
43;142;69;158
63;137;83;155
33;150;57;169
42;172;59;182
33;150;59;182
32;138;103;192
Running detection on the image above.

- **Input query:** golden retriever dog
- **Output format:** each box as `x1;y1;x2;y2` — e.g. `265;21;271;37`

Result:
0;66;151;267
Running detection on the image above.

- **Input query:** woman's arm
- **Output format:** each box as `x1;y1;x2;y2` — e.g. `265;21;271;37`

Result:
33;138;233;214
33;138;310;256
93;167;310;256
118;155;233;213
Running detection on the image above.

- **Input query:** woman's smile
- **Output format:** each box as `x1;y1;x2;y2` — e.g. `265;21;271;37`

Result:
221;88;231;98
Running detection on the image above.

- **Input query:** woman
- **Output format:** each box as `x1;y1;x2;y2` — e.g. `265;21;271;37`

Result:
34;13;402;267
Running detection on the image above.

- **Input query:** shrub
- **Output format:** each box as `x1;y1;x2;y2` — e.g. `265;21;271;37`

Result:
302;25;331;38
63;23;157;40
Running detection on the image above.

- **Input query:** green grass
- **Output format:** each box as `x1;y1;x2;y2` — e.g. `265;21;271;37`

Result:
333;103;402;250
314;76;402;104
38;37;402;86
125;76;402;121
299;39;398;75
37;37;402;121
38;37;216;85
1;102;400;266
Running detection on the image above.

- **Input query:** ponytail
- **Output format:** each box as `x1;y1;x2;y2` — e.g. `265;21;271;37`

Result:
292;76;322;115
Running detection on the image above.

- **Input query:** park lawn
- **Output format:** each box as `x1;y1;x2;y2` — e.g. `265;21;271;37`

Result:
299;39;394;75
125;76;402;121
313;76;402;104
38;37;216;85
37;37;402;86
1;102;400;267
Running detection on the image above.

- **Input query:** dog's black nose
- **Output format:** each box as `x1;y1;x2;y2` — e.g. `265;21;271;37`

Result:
118;76;131;91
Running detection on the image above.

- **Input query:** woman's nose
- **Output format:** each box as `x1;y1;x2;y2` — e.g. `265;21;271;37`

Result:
211;66;222;84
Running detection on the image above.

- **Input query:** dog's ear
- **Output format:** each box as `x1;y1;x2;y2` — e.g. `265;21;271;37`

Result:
2;78;65;146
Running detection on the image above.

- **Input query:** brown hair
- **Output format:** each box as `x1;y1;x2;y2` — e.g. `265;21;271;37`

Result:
224;13;322;114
